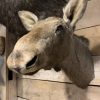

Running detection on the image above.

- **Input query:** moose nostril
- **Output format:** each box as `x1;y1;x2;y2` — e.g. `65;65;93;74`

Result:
14;67;21;72
26;56;37;69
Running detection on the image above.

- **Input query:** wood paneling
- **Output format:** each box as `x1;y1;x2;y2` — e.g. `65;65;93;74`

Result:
76;0;100;29
75;26;100;55
18;79;100;100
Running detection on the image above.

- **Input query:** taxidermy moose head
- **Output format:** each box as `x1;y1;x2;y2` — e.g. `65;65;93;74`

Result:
7;0;94;88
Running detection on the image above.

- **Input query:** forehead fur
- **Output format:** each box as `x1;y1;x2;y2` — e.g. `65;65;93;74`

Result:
29;17;66;40
14;17;66;50
30;17;65;33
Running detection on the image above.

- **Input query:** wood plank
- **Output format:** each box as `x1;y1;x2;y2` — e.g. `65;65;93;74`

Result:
8;79;17;100
18;79;100;100
0;25;6;100
75;25;100;55
6;25;18;99
6;7;23;98
76;0;100;29
19;56;100;86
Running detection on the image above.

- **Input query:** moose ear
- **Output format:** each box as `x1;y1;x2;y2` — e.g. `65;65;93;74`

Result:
18;11;38;31
63;0;87;28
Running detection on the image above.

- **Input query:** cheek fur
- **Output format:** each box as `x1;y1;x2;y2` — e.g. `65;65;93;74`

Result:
36;38;51;53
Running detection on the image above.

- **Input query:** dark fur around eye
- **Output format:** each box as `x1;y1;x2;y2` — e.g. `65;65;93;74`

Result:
56;25;64;33
55;25;66;38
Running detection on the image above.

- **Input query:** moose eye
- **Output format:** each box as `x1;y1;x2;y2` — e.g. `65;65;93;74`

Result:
26;56;37;69
56;25;65;34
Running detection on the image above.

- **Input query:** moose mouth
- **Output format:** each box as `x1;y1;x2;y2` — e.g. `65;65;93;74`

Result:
20;56;43;75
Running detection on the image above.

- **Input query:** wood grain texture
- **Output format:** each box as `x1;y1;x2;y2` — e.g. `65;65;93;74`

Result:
18;79;100;100
19;56;100;86
76;0;100;29
75;26;100;55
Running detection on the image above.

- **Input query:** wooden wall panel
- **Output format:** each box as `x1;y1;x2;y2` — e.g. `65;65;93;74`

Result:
76;0;100;29
75;26;100;55
18;79;100;100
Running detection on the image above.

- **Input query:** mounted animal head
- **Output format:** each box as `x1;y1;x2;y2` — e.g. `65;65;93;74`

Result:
7;0;88;74
7;0;95;89
7;16;73;74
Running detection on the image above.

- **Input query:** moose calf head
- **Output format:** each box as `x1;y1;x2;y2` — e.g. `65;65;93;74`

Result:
7;0;88;74
7;0;94;88
7;16;72;74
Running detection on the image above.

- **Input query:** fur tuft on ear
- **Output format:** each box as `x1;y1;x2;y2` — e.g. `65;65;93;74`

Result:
18;11;38;31
63;0;88;28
